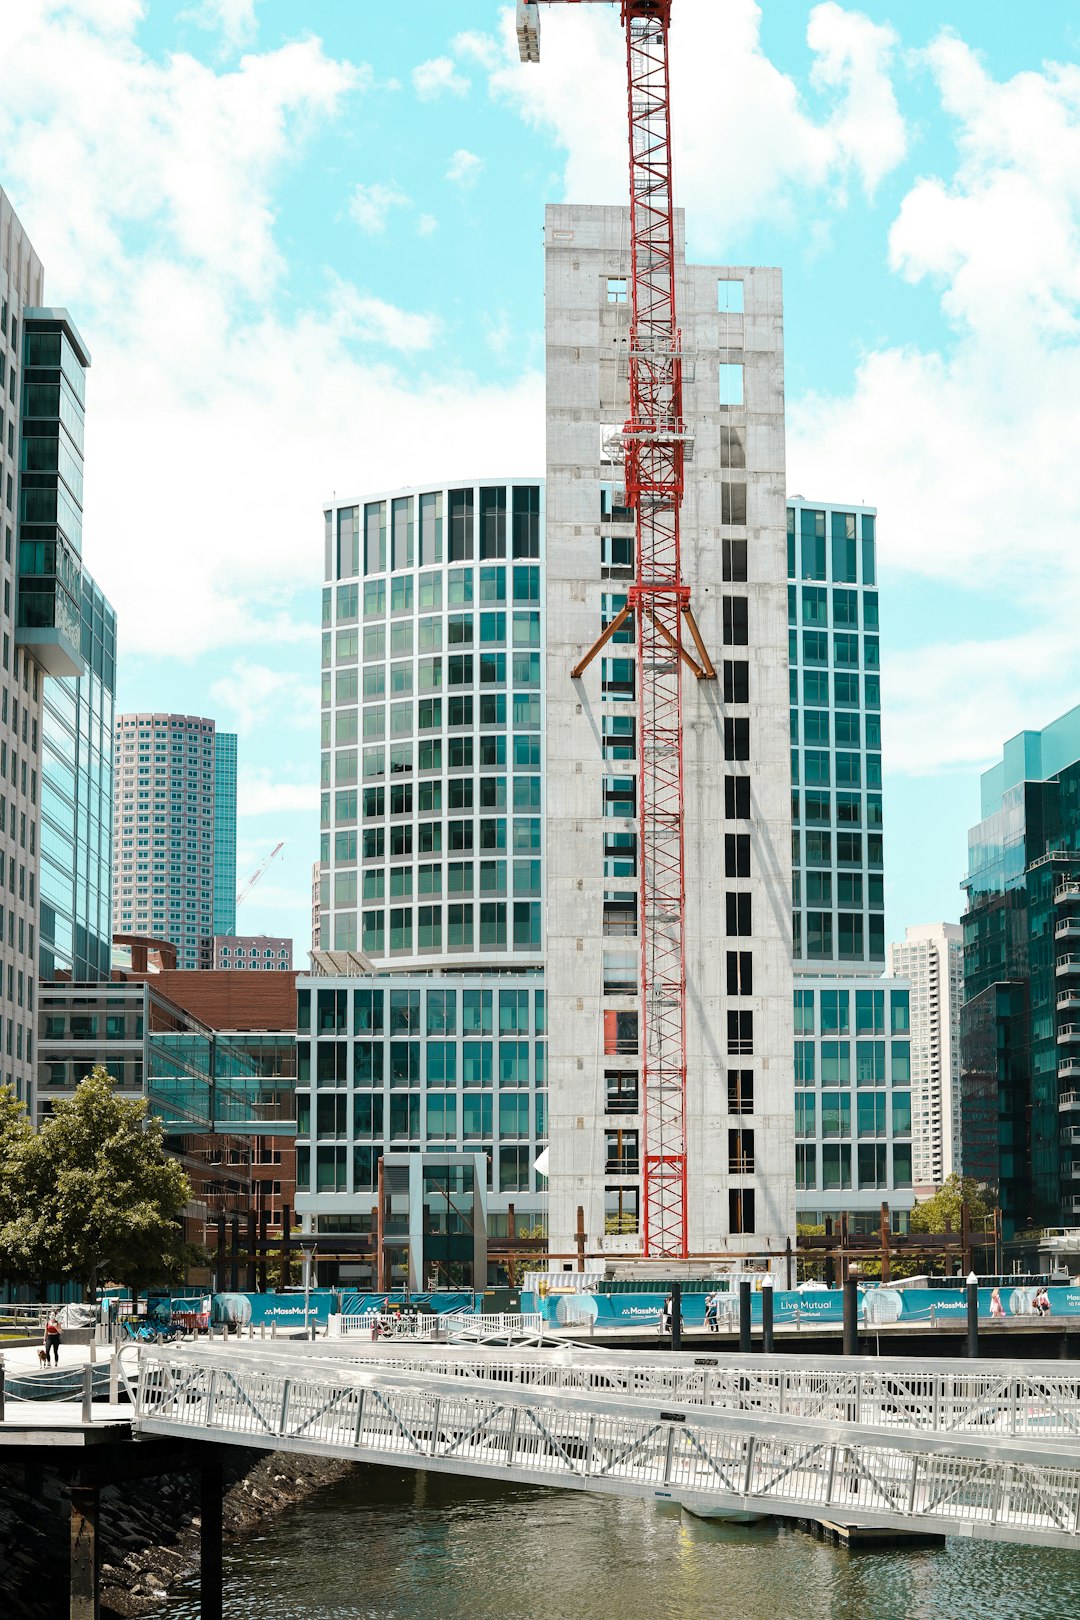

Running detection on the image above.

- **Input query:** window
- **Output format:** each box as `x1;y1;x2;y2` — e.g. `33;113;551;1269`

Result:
607;277;628;303
728;1188;755;1234
719;363;744;406
724;717;749;761
718;279;744;313
726;951;752;994
722;660;748;703
728;1128;754;1174
725;776;750;818
726;893;751;936
719;424;745;469
602;715;636;759
727;1070;753;1114
603;776;635;818
725;833;750;877
721;481;747;524
727;1010;753;1055
606;1071;639;1114
722;538;747;581
601;657;634;700
722;596;748;644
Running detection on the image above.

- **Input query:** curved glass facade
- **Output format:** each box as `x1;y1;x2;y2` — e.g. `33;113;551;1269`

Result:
319;480;545;968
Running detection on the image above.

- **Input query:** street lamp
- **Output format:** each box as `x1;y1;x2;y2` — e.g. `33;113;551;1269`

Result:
300;1242;318;1338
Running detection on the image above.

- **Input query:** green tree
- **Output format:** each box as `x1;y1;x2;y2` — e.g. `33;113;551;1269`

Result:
909;1173;995;1235
0;1067;191;1300
0;1084;31;1226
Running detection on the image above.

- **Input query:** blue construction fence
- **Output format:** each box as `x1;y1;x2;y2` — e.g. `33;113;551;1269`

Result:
520;1285;1080;1328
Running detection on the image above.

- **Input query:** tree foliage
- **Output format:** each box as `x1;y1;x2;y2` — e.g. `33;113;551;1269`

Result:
0;1066;191;1299
0;1084;32;1234
909;1173;996;1236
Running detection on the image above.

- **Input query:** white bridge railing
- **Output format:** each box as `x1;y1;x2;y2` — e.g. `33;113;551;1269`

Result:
131;1344;1080;1550
329;1312;545;1342
304;1343;1080;1443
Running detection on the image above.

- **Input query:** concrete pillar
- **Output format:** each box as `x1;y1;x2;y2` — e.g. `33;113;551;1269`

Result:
69;1482;100;1620
670;1282;682;1352
201;1458;225;1620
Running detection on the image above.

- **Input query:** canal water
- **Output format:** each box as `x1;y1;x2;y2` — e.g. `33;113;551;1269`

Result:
154;1466;1080;1620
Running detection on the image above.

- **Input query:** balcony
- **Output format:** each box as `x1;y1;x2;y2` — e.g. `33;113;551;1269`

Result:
1061;1059;1080;1081
1060;1025;1080;1045
1060;1090;1080;1112
1059;989;1080;1011
1056;919;1080;941
1058;882;1080;905
1057;954;1080;977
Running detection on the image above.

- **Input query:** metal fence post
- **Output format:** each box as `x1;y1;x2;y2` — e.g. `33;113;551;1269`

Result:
81;1363;93;1423
0;1353;5;1421
739;1281;752;1354
843;1273;858;1356
966;1278;980;1359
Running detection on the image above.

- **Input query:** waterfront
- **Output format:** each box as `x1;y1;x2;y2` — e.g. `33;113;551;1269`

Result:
154;1466;1080;1620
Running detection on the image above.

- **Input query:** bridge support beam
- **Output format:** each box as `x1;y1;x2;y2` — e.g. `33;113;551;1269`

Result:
843;1273;858;1357
69;1482;100;1620
200;1458;224;1620
761;1284;774;1354
739;1281;752;1354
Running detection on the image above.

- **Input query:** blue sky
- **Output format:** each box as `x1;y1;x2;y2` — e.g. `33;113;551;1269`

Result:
4;0;1080;953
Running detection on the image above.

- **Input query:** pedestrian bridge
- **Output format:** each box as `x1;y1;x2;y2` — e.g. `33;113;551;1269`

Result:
129;1341;1080;1549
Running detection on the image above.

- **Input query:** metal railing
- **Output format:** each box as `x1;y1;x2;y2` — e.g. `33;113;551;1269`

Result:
330;1312;545;1343
274;1343;1080;1441
131;1345;1080;1550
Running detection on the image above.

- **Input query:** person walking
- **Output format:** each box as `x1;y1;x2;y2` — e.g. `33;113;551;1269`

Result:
43;1311;61;1366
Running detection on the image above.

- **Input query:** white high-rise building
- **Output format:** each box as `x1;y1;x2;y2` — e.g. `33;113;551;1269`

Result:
888;922;964;1191
544;204;794;1259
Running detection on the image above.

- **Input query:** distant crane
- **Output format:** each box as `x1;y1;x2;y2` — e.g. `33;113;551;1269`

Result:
236;840;285;908
519;1;711;1258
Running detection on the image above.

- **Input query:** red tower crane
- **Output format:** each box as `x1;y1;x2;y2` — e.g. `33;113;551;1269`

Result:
518;1;714;1258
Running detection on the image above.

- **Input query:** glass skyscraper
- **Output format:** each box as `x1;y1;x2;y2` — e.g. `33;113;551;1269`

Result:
3;183;112;1103
962;702;1080;1235
213;731;237;939
788;498;914;1232
318;481;544;965
787;498;884;968
298;478;548;1285
39;567;116;983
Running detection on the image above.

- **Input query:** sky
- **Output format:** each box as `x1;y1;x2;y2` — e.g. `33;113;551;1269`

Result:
3;0;1080;954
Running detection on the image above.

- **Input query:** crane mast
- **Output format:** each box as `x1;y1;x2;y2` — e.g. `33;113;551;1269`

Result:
520;0;710;1257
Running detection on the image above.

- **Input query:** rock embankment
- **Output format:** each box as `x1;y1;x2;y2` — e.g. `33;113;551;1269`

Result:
0;1450;356;1619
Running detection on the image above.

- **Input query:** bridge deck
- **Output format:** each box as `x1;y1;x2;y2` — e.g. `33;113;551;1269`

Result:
130;1344;1080;1549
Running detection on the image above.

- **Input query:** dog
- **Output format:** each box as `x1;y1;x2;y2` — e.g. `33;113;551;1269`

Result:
37;1347;48;1366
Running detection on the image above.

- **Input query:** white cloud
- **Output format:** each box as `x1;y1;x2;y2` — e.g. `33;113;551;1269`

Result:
446;148;484;188
238;772;320;817
790;33;1080;775
347;180;411;234
412;55;470;101
209;660;319;737
416;213;438;237
486;0;906;253
452;30;500;70
181;0;260;51
0;7;541;662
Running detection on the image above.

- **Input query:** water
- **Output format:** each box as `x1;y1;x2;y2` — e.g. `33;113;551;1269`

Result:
153;1467;1080;1620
